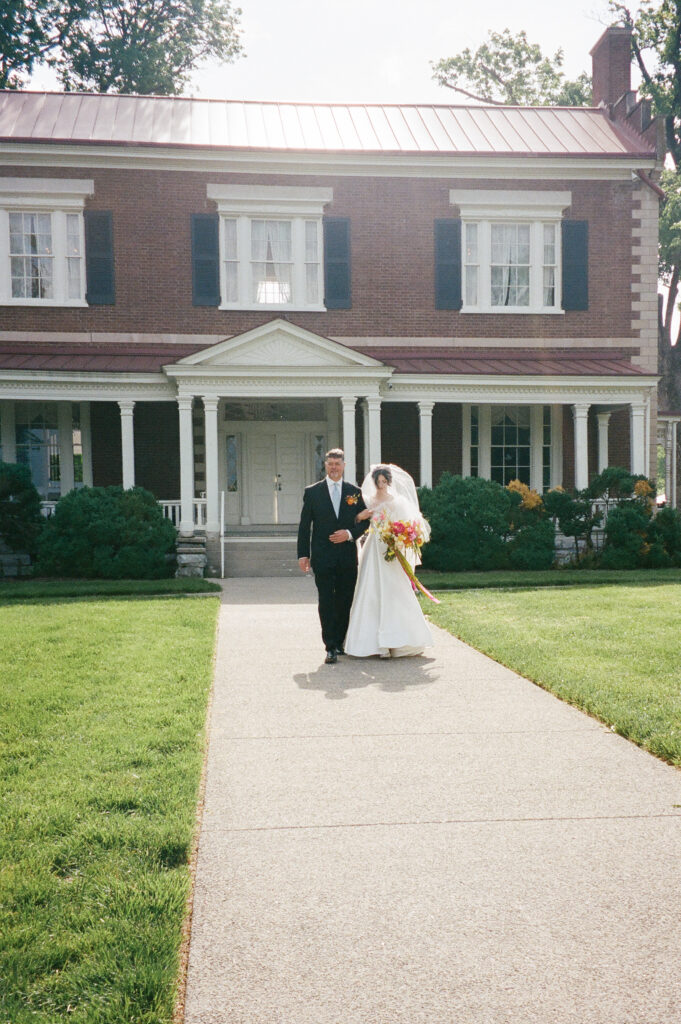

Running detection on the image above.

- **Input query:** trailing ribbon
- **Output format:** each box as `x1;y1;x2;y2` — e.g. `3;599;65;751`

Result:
394;549;441;604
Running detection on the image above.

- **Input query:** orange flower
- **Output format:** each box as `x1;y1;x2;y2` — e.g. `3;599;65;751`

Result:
346;492;360;505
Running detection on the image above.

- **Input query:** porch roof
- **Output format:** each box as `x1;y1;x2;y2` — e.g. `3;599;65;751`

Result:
354;347;649;377
0;341;649;378
0;340;203;372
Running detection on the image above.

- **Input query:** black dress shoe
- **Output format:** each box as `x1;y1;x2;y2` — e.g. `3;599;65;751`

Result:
325;650;337;664
334;647;346;656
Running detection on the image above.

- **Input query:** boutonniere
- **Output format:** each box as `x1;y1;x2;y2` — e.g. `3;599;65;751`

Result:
346;492;360;506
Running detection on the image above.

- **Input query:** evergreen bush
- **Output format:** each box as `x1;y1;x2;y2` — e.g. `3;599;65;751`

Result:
36;486;177;579
0;461;44;558
418;474;514;571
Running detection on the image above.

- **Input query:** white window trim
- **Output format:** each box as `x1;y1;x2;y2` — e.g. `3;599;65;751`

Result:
207;184;333;312
451;189;571;315
0;178;93;307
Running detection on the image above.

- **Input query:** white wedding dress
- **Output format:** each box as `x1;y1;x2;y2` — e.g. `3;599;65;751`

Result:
345;482;433;659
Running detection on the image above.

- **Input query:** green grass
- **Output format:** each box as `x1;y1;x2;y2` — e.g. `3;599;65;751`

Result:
418;567;681;590
427;584;681;767
0;594;220;1024
0;578;221;602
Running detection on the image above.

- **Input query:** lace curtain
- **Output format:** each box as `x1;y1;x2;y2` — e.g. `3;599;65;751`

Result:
251;220;292;303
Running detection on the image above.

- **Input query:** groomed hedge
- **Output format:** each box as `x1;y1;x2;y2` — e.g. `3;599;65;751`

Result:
35;486;177;579
0;462;44;558
418;468;681;571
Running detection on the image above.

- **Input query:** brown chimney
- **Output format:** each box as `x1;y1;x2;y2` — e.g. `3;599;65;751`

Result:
590;26;632;106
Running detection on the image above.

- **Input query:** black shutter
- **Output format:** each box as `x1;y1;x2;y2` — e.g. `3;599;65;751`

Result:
84;210;115;305
191;213;220;307
561;220;588;311
323;217;351;309
434;219;462;310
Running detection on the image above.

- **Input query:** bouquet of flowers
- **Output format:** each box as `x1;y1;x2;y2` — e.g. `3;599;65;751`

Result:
370;509;439;603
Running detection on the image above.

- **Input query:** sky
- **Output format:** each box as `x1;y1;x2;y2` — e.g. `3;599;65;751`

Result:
187;0;632;104
30;0;639;103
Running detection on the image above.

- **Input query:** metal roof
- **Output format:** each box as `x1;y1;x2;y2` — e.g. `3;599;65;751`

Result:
355;347;648;376
0;92;655;158
0;341;647;376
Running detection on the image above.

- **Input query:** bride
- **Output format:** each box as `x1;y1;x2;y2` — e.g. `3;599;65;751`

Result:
345;464;433;659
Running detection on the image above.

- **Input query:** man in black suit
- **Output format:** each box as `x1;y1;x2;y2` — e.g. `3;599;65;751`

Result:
297;448;369;663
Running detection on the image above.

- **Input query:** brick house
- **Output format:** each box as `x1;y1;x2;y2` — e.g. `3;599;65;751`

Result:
0;26;672;572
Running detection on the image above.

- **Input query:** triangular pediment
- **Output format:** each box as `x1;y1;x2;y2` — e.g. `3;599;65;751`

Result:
174;319;384;369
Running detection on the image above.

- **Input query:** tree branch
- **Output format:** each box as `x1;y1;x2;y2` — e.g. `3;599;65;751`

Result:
438;79;503;106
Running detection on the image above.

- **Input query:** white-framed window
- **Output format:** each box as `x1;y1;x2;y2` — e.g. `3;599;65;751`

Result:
0;178;93;306
207;184;332;311
452;190;571;314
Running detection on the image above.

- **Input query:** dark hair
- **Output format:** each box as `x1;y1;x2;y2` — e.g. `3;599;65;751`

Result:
325;448;344;461
371;465;392;486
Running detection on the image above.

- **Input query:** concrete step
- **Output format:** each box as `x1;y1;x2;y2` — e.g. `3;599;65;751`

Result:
206;535;299;578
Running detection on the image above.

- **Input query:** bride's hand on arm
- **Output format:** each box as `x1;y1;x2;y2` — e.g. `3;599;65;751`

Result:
355;508;373;522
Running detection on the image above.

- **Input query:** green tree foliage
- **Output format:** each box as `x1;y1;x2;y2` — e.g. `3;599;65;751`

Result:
36;485;177;578
431;29;592;106
0;0;242;94
0;462;44;557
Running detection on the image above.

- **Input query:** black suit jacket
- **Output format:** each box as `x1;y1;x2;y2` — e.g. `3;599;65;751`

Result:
297;479;369;571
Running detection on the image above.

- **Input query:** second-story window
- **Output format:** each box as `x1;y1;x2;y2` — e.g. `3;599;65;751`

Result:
0;178;93;307
452;190;571;315
207;184;331;312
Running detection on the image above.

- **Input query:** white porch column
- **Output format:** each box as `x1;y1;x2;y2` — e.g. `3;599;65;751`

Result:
361;401;370;478
550;405;563;489
572;403;590;490
178;396;195;535
366;397;382;470
118;401;135;490
530;405;544;492
461;404;471;477
58;401;75;495
80;402;93;486
630;402;646;476
663;421;674;505
0;401;16;462
341;396;357;485
478;405;491;479
203;396;219;533
418;401;434;488
597;412;611;473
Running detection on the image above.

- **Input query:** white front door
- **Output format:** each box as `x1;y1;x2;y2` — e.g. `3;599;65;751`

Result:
248;431;308;525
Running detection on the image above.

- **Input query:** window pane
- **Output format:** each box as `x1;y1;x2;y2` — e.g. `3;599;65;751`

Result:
224;261;238;303
251;220;292;262
67;258;81;300
66;214;81;256
543;223;556;264
465;223;478;261
305;263;319;304
253;263;292;303
543;266;555;307
226;434;238;492
223;218;237;259
465;265;478;306
305;221;318;261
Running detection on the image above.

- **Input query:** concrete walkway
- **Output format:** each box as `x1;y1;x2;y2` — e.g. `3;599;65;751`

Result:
184;578;681;1024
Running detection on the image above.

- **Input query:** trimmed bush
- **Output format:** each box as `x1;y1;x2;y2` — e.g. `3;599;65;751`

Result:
36;486;177;579
508;519;556;570
600;503;649;569
0;462;44;558
419;474;514;571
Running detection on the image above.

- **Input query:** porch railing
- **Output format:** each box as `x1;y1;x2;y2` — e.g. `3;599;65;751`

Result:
159;499;207;528
40;498;208;528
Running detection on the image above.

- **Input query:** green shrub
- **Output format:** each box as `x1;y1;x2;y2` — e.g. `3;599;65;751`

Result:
508;519;556;570
0;462;44;557
419;474;513;571
646;506;681;567
600;503;649;569
36;486;177;579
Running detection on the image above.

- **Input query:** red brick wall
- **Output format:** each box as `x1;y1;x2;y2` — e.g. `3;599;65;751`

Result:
91;402;121;486
134;402;180;498
0;167;634;342
433;403;462;484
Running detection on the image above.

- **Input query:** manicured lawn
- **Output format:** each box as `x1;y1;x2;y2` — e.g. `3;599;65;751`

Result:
418;567;681;590
0;577;221;602
0;594;220;1024
427;583;681;767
